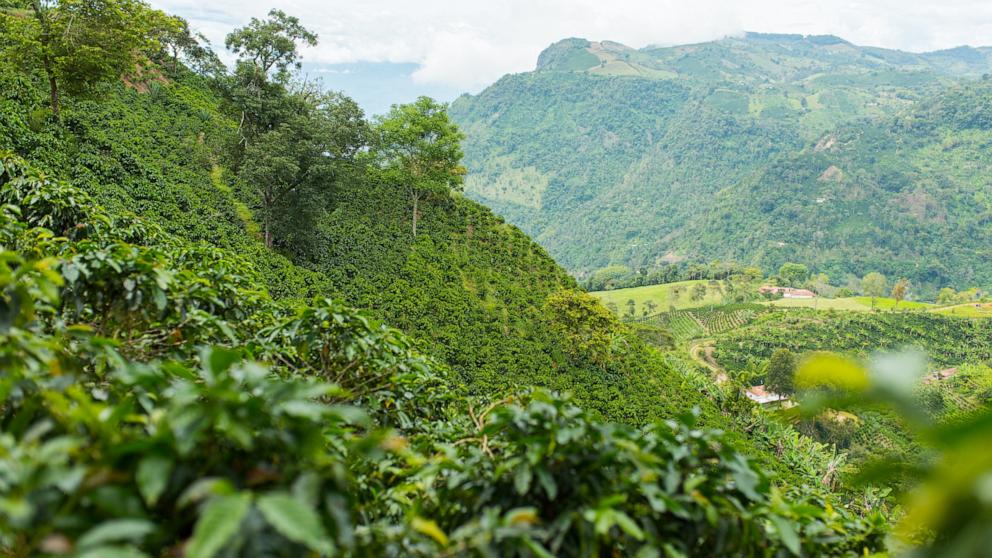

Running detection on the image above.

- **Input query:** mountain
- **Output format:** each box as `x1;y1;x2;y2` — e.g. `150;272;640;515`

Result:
677;79;992;289
449;33;992;291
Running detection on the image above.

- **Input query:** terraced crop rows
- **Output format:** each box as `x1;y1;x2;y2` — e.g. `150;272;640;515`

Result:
650;304;766;341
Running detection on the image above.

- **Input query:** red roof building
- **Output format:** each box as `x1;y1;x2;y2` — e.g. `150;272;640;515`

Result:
745;384;789;405
759;286;816;299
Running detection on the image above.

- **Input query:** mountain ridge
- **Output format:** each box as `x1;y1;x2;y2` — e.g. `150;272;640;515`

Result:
534;32;992;77
450;31;992;294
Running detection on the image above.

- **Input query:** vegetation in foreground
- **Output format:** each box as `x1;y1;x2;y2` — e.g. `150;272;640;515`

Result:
0;145;885;557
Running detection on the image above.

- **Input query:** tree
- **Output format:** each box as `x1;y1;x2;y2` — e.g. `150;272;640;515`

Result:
373;97;465;238
154;15;224;76
3;0;172;116
544;290;621;366
238;92;366;248
225;9;316;85
891;278;910;310
691;283;707;302
938;287;958;305
743;266;764;282
778;262;810;287
625;298;636;317
765;348;796;395
670;285;683;304
223;10;318;148
644;299;658;316
862;272;888;309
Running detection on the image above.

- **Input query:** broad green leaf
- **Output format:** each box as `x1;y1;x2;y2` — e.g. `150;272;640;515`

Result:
257;492;334;554
177;478;235;508
613;511;645;541
136;454;173;506
771;515;801;556
411;516;448;547
185;493;251;558
513;465;532;495
76;546;150;558
77;519;156;550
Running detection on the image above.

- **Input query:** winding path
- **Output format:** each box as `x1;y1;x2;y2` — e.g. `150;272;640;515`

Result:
687;338;728;384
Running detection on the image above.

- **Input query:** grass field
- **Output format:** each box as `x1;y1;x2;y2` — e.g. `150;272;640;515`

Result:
765;296;934;311
932;303;992;318
591;280;726;316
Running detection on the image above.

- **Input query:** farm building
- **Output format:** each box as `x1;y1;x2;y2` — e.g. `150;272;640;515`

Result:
744;385;789;405
759;286;816;299
745;384;789;405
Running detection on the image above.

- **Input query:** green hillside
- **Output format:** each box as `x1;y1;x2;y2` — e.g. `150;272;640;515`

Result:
449;33;992;291
590;279;725;315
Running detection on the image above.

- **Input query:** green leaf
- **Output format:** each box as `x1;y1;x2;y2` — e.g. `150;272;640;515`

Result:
153;287;167;311
771;515;801;556
514;465;532;495
77;519;156;550
185;493;251;558
177;478;235;508
614;511;645;541
522;537;555;558
136;454;173;506
76;546;150;558
257;492;334;554
411;516;449;547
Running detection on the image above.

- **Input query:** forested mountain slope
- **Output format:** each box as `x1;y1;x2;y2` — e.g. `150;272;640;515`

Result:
680;79;992;290
449;33;992;287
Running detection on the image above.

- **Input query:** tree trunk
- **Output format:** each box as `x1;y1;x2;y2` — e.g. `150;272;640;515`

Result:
46;67;59;117
411;192;419;238
31;1;59;117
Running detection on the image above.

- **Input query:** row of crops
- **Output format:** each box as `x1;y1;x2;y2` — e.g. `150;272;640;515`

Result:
712;310;992;371
648;304;767;341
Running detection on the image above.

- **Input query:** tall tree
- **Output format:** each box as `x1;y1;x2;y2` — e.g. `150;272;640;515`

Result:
778;262;810;287
765;348;796;395
2;0;171;116
373;97;465;238
891;278;910;310
238;92;366;248
862;272;888;309
225;9;316;85
154;15;224;76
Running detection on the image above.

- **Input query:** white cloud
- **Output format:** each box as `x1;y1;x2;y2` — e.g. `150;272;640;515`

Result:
150;0;992;92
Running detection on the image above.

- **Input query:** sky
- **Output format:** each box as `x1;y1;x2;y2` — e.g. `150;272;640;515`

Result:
150;0;992;116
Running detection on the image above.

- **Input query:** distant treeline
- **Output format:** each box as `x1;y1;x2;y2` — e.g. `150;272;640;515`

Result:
582;261;762;291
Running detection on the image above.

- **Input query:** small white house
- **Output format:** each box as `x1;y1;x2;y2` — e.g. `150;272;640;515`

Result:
745;385;789;405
